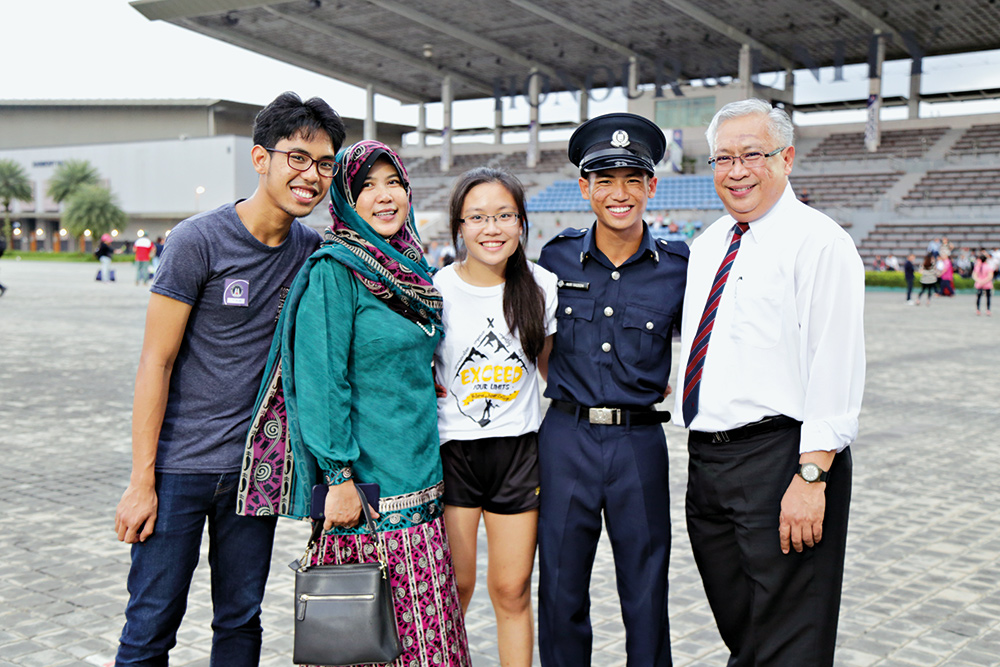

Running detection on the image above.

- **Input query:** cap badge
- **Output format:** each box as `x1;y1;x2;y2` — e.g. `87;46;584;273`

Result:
610;130;630;148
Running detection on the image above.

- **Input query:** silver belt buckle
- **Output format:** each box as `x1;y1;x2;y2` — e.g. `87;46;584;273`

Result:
589;407;620;425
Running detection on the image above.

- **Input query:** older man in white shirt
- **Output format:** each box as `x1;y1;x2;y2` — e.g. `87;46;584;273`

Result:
674;98;865;667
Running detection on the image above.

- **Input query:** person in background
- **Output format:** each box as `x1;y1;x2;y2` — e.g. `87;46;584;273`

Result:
904;253;916;304
150;236;165;277
426;239;443;268
954;247;973;278
96;233;115;282
940;236;953;258
927;237;941;259
973;252;993;316
937;252;954;297
676;99;865;667
916;253;938;305
435;167;557;667
884;252;900;272
112;91;344;666
440;242;457;267
0;234;7;297
133;234;154;286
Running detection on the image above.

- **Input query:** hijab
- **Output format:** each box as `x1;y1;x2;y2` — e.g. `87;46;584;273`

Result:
323;140;442;329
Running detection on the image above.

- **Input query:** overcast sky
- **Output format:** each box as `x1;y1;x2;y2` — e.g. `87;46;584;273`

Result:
3;0;1000;131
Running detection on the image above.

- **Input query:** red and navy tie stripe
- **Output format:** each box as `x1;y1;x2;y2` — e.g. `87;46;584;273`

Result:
682;222;750;425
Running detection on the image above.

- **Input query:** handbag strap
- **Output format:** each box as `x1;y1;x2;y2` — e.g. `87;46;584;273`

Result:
297;484;388;573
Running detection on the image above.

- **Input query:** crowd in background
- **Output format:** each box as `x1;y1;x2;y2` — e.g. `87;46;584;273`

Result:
874;237;1000;280
873;236;999;313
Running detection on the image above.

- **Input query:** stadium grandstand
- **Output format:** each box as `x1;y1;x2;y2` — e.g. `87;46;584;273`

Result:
8;0;999;263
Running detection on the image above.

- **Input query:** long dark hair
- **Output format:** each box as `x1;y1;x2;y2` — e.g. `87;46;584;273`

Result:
449;167;546;365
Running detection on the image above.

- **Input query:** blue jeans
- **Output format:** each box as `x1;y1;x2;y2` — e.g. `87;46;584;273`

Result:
100;256;113;282
116;472;278;666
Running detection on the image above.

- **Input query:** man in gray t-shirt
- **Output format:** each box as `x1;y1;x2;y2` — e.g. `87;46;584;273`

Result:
113;92;346;666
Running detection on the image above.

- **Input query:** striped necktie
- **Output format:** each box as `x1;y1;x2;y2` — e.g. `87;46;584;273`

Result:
682;222;750;425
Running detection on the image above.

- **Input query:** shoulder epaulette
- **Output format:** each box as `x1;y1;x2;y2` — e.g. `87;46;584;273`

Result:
544;226;588;246
657;238;691;259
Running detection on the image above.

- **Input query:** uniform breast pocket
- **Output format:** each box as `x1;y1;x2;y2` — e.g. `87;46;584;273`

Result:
621;302;672;367
555;295;594;353
731;280;783;348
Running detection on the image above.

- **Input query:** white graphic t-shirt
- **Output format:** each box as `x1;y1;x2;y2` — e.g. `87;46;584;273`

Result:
434;262;558;441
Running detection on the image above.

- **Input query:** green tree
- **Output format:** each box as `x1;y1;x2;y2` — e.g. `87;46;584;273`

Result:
62;185;127;250
0;159;33;248
47;159;100;205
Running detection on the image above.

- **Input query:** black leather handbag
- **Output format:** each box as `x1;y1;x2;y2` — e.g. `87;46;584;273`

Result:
290;485;402;666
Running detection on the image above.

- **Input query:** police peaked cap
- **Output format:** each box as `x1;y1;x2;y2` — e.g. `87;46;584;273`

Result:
568;112;666;175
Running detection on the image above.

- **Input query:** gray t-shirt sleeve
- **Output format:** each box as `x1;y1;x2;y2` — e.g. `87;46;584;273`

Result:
150;219;211;305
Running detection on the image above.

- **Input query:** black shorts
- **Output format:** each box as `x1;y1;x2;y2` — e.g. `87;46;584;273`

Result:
441;432;540;514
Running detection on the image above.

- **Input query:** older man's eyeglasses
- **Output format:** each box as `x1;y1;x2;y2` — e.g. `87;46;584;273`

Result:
460;213;521;229
265;148;339;178
708;146;786;171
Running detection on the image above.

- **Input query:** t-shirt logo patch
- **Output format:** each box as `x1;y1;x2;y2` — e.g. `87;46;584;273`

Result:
223;279;249;306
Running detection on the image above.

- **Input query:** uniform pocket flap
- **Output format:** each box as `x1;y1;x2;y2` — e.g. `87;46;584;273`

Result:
556;296;595;322
623;303;670;338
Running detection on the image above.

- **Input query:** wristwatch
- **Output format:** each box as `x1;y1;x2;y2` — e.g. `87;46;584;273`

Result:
797;462;829;483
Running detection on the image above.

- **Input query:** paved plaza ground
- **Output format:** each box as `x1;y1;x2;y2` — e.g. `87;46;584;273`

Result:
1;258;999;667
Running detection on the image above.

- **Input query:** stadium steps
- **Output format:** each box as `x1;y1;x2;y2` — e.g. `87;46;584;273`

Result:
858;221;1000;269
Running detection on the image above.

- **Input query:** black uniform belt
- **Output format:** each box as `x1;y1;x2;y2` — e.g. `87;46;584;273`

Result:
550;399;671;426
690;415;801;444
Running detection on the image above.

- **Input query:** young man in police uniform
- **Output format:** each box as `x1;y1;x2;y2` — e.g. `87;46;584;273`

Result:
536;112;687;667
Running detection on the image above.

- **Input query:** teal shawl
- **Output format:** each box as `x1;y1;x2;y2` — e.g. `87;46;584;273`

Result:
236;140;441;519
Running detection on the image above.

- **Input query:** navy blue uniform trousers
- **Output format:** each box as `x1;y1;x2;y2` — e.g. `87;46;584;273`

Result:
537;406;672;667
686;425;852;667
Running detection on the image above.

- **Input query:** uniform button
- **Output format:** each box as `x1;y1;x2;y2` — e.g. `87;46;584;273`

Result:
604;306;614;317
611;271;621;280
601;342;611;352
564;306;573;315
646;321;654;330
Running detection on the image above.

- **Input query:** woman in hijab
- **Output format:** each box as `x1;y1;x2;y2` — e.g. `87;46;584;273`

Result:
239;140;471;666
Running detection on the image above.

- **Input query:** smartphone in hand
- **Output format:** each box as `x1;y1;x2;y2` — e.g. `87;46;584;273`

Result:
310;482;380;520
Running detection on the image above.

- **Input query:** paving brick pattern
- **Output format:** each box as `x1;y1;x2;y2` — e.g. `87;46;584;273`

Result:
1;260;998;666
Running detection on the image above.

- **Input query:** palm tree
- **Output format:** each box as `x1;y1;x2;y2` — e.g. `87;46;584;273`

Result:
0;159;33;248
62;185;127;251
47;159;100;205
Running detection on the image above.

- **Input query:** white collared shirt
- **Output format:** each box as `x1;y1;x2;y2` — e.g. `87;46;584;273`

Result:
674;184;866;453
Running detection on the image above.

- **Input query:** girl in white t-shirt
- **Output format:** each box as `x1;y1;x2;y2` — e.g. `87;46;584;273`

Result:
434;167;557;667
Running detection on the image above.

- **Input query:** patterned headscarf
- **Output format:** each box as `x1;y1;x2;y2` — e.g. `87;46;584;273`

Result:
324;140;442;328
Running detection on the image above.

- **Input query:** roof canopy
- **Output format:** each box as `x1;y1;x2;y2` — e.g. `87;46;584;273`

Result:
131;0;1000;105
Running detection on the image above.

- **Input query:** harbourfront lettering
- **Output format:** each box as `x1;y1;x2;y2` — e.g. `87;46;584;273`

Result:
494;29;930;109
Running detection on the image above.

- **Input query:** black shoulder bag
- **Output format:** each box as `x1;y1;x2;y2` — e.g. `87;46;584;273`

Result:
290;485;402;666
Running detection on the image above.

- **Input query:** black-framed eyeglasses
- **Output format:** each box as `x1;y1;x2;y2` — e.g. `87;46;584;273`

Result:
265;148;339;178
460;213;521;229
708;146;786;171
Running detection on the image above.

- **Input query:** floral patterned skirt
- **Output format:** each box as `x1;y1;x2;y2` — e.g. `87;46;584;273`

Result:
309;514;472;667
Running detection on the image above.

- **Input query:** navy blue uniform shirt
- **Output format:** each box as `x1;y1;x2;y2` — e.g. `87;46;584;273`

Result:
538;223;688;408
